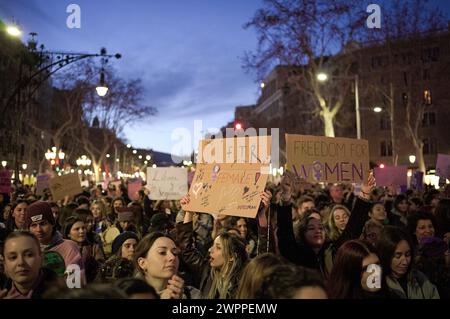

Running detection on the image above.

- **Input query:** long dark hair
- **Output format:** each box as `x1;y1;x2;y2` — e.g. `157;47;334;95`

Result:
377;226;415;278
6;199;28;231
327;240;378;299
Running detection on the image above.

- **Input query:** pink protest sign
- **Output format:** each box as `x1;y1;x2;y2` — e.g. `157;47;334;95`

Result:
373;166;408;187
436;154;450;180
127;178;142;201
0;170;12;194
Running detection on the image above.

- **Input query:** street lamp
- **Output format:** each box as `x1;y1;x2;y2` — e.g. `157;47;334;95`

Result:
96;71;109;97
1;161;6;168
21;163;27;170
409;155;416;164
317;72;360;139
76;155;92;167
6;24;22;37
373;106;383;113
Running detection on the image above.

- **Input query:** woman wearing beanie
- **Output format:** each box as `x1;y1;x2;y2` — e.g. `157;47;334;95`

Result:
111;231;139;261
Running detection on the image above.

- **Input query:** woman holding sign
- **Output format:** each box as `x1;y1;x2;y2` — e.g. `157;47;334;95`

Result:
275;172;375;280
178;194;251;298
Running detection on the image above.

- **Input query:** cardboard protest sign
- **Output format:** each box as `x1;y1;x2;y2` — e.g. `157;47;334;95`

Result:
436;154;450;180
373;166;408;187
49;173;82;201
0;170;12;194
146;167;188;200
36;174;51;196
286;134;370;183
183;163;269;218
127;178;142;201
198;136;271;165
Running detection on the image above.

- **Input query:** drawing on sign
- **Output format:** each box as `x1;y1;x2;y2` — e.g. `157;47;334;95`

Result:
192;182;203;198
243;186;250;195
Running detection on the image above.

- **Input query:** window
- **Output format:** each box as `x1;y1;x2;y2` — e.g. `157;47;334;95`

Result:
402;93;408;107
423;138;437;154
423;89;432;105
422;47;440;63
380;140;393;157
380;116;391;130
422;112;436;127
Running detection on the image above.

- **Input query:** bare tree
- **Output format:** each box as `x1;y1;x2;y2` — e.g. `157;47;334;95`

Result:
72;61;157;181
242;0;366;137
363;0;446;172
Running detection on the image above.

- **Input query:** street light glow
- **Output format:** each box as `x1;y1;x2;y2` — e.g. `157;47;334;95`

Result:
1;161;6;168
317;73;328;82
106;154;110;158
132;150;137;154
6;25;22;37
146;155;151;160
96;85;108;97
126;144;131;148
373;107;382;113
409;155;416;164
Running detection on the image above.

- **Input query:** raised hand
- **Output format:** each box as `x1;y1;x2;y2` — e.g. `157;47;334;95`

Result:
160;274;185;299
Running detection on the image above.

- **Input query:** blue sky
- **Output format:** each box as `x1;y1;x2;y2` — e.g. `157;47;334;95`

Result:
1;0;450;156
0;0;263;155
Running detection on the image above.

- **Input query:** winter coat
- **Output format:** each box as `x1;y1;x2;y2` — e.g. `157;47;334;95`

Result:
386;269;440;299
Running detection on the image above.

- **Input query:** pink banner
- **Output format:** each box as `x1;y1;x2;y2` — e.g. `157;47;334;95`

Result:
0;170;12;194
127;178;142;201
374;166;407;187
436;154;450;180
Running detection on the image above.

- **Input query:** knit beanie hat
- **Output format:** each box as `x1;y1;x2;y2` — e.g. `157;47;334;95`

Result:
111;231;139;255
24;201;55;229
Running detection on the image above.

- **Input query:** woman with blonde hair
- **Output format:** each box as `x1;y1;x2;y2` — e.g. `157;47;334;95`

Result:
236;253;285;299
178;195;249;299
90;200;109;234
327;205;351;242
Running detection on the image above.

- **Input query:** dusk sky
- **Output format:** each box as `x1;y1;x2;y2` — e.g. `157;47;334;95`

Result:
1;0;450;156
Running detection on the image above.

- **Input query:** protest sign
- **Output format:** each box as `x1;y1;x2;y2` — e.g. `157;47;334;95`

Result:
49;173;82;201
286;134;370;183
146;167;188;200
373;166;408;187
36;174;51;196
436;154;450;180
0;170;12;194
198;136;271;166
183;162;269;218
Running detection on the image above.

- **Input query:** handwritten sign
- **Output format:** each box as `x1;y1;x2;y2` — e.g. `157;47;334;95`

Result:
127;178;142;201
182;163;269;218
286;134;370;183
49;173;82;201
436;154;450;180
146;167;188;200
198;136;271;165
0;170;12;194
36;174;51;196
373;166;408;187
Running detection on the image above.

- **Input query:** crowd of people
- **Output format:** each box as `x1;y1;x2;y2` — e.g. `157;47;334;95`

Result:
0;171;449;299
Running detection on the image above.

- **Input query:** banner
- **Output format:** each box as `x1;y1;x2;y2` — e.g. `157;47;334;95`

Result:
127;178;142;201
436;154;450;180
0;170;12;194
49;173;82;201
198;136;271;166
36;174;51;196
286;134;370;183
373;166;408;187
146;167;188;200
182;163;269;218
